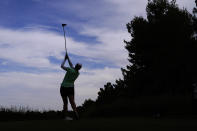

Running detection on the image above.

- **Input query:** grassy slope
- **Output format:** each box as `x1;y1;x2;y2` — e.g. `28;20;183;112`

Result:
0;117;197;131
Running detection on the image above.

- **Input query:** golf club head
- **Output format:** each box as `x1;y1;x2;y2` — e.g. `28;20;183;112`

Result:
62;24;67;27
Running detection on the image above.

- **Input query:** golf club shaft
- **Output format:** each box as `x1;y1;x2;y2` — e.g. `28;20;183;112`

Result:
62;26;67;52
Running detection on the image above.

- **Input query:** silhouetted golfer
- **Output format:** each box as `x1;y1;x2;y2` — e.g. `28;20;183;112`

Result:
60;52;82;120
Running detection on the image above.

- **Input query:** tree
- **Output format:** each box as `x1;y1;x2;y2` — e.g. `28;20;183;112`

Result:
124;0;195;96
96;82;114;104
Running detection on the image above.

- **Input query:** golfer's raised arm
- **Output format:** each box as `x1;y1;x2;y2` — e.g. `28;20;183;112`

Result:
61;54;67;71
67;54;74;68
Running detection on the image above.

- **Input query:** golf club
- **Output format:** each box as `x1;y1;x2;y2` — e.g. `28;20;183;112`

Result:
62;24;67;52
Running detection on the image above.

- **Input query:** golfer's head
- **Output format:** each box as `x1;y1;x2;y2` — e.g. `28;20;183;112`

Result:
75;63;82;71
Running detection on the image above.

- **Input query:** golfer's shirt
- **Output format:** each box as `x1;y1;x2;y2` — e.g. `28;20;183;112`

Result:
61;67;79;88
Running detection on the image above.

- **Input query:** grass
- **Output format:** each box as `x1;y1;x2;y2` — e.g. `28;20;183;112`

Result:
0;117;197;131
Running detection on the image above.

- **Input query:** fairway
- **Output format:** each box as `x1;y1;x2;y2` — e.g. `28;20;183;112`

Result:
0;117;197;131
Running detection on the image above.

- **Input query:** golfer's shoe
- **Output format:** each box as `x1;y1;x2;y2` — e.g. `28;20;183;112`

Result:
64;116;73;120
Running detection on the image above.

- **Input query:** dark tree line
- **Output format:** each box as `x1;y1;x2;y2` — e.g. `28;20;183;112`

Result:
79;0;197;117
124;0;196;96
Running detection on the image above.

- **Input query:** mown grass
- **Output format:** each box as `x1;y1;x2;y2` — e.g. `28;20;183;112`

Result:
0;117;197;131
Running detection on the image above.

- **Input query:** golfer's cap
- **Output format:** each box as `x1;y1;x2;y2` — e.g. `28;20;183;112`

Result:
76;63;82;66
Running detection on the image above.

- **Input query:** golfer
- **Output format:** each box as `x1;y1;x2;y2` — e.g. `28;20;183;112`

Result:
60;52;82;120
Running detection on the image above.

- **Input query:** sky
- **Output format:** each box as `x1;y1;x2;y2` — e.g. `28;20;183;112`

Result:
0;0;195;110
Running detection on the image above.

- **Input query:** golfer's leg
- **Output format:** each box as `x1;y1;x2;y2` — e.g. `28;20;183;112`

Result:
68;95;79;119
68;95;77;112
62;96;68;116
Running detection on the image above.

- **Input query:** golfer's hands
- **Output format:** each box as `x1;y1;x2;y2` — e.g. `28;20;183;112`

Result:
64;52;68;60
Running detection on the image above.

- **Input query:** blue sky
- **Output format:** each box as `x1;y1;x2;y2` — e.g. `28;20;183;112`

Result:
0;0;195;110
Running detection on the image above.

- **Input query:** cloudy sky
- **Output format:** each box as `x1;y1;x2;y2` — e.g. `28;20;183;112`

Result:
0;0;195;110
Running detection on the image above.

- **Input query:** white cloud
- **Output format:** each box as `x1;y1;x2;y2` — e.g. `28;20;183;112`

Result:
176;0;195;12
0;27;128;68
0;28;63;69
79;27;130;67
